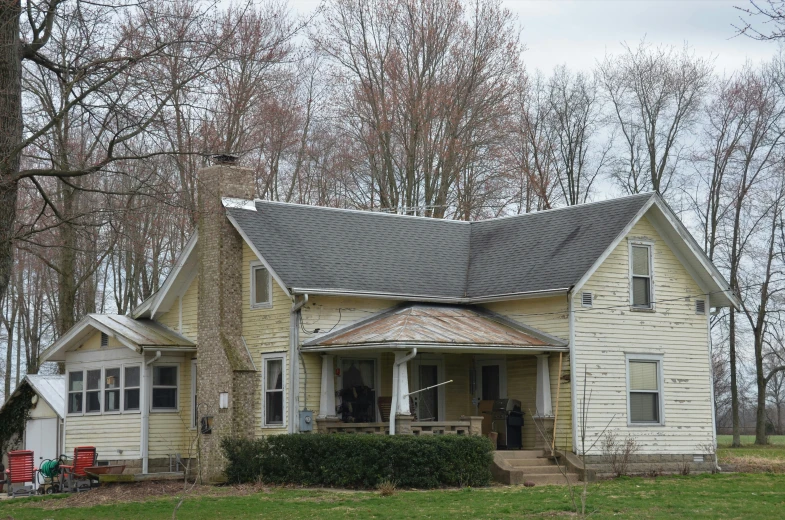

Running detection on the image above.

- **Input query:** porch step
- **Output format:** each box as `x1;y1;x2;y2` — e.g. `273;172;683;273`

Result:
505;457;555;467
491;451;580;486
493;450;544;459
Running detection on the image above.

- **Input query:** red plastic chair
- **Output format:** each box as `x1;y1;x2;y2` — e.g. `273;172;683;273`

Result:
59;446;97;492
5;450;37;498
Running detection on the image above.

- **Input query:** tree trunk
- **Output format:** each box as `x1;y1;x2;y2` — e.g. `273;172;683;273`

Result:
0;0;22;304
729;308;741;447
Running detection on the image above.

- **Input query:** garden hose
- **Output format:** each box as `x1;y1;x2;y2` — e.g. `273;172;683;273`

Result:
39;459;60;479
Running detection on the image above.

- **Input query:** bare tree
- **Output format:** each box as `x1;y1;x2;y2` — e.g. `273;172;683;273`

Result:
598;41;713;194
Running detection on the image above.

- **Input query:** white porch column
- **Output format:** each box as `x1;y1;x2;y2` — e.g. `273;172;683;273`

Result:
393;351;411;415
535;354;553;417
318;354;336;418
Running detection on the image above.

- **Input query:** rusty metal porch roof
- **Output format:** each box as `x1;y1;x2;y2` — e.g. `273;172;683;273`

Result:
302;304;568;352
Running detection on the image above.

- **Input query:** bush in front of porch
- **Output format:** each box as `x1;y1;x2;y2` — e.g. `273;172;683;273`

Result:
222;434;494;489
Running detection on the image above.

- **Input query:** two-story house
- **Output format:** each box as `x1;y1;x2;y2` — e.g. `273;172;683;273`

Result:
40;158;737;481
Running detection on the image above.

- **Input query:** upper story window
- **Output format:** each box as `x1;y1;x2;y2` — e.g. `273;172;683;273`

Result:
627;355;664;425
630;242;653;309
251;262;272;309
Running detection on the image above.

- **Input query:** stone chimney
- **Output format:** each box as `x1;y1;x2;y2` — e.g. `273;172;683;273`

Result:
196;155;256;482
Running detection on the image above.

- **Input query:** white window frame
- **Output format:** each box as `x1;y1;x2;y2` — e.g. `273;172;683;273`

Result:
123;363;142;414
191;359;198;429
250;261;273;309
103;366;122;414
628;240;655;311
151;363;180;413
261;353;286;428
84;368;103;415
67;370;85;416
625;353;665;426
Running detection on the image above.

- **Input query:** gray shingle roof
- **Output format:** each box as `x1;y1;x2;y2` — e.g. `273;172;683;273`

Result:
226;193;654;300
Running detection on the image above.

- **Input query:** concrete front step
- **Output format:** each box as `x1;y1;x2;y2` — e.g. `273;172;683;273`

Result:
491;450;580;486
493;450;544;459
506;457;557;468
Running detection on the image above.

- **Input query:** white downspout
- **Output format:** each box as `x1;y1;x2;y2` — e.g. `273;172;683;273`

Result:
141;350;161;474
289;295;308;433
390;348;417;435
706;294;721;472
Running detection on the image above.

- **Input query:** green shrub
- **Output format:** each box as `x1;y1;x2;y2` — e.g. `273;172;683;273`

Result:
222;434;493;489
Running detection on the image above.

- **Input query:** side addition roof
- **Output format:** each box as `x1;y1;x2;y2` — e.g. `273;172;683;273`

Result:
41;314;195;363
0;374;66;420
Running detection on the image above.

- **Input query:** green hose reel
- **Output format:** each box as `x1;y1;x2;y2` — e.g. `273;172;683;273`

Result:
39;459;60;478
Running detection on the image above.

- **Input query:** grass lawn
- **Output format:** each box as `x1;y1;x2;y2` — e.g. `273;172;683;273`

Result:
1;473;784;519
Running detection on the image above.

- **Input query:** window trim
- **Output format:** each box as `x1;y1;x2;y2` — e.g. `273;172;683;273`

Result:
628;240;655;311
625;353;665;426
84;368;103;415
123;363;142;414
250;261;273;309
151;363;180;413
261;353;286;428
103;366;122;415
67;370;85;416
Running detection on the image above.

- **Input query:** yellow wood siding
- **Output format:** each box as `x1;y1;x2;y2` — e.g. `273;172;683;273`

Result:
73;330;124;352
482;296;569;339
156;275;199;340
64;341;144;460
149;355;196;458
242;243;291;435
66;414;141;460
574;216;712;455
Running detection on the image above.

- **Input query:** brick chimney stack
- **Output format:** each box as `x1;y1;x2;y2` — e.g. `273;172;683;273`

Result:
196;156;256;482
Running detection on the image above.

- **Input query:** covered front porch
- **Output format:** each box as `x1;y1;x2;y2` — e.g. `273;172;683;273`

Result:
302;304;572;451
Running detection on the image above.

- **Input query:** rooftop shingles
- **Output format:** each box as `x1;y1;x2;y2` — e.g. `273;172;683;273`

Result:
226;193;654;300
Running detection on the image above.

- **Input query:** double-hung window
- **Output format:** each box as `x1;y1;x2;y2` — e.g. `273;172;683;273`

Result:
262;354;285;427
104;367;121;412
152;365;178;410
630;243;653;309
85;369;102;413
627;356;664;425
251;262;272;309
124;366;141;411
68;371;84;414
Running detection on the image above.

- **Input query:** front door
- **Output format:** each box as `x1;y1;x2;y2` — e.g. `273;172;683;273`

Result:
411;356;445;421
475;358;507;435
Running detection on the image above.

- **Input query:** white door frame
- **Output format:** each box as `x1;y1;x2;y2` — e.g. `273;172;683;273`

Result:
410;354;446;421
475;357;508;400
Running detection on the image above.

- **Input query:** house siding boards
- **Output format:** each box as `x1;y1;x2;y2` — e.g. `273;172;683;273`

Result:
241;243;291;435
574;216;712;455
64;335;143;461
157;274;199;340
148;354;196;458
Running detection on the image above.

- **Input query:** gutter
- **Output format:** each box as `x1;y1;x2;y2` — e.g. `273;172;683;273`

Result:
389;348;417;435
300;344;570;353
141;350;161;474
289;287;570;304
289;294;308;433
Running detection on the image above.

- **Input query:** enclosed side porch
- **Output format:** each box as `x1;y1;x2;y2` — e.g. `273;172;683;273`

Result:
301;304;573;451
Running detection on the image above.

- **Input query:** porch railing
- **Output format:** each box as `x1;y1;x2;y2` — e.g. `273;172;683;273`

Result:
316;416;483;436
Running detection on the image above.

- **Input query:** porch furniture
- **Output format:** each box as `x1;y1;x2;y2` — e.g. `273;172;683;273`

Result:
59;446;97;492
4;450;37;498
491;398;524;450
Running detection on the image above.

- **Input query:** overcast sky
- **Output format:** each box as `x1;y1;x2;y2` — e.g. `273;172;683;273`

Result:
289;0;781;74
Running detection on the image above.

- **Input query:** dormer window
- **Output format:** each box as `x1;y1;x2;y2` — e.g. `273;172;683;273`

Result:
251;261;272;309
630;242;653;310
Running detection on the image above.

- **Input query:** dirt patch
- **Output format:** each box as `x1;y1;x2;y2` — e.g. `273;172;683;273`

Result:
24;481;270;511
720;456;785;474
